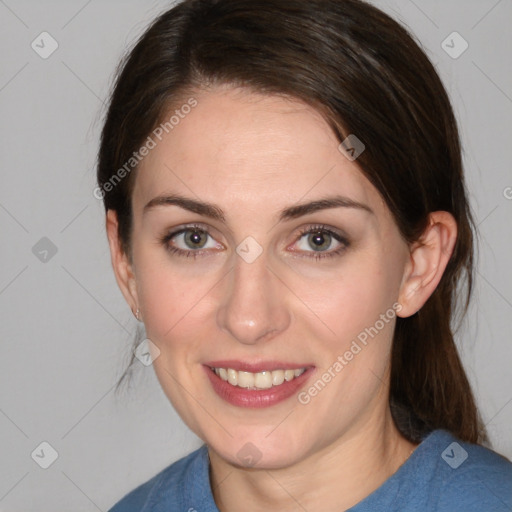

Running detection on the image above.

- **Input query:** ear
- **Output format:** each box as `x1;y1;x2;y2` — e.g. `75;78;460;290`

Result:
397;211;457;318
105;209;139;317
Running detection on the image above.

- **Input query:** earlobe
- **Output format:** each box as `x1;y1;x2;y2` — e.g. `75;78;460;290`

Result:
105;210;139;315
397;211;457;318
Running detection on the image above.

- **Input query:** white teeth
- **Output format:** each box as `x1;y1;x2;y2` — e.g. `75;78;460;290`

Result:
212;367;306;390
238;371;254;388
272;370;285;386
254;371;273;389
227;368;238;386
284;369;295;381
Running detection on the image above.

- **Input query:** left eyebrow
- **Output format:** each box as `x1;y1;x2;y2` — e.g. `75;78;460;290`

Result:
279;195;374;221
142;193;373;222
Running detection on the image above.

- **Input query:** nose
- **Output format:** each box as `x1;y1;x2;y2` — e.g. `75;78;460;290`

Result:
216;250;291;345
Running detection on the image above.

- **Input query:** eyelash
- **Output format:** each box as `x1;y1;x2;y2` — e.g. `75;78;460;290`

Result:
159;223;349;261
294;225;349;260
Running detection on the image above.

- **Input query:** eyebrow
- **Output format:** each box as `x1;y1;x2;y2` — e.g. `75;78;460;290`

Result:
142;194;373;222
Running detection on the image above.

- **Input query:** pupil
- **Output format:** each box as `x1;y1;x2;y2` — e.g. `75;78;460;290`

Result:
309;231;330;251
186;230;206;248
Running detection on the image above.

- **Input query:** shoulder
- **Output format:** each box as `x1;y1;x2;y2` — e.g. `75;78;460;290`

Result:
428;430;512;511
108;445;208;511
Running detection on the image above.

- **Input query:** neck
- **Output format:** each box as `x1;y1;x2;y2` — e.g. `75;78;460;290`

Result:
208;405;418;512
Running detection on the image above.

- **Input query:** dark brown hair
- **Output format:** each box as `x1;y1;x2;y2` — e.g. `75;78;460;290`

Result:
97;0;487;444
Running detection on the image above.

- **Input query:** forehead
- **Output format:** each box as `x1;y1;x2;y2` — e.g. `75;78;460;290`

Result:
132;86;386;221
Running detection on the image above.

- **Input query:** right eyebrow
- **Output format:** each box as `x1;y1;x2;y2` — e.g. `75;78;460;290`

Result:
143;194;226;222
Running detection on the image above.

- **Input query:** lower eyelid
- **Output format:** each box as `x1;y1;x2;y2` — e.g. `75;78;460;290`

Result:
290;244;347;260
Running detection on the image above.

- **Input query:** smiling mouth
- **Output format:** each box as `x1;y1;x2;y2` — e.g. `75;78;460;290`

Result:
209;367;307;390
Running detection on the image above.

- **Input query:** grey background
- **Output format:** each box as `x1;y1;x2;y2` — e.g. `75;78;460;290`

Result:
0;0;511;509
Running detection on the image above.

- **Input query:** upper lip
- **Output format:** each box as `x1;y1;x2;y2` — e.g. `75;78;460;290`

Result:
204;360;313;373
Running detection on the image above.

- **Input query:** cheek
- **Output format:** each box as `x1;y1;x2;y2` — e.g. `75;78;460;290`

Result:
134;240;217;336
289;250;403;407
135;268;205;377
134;259;216;426
295;269;399;418
296;254;400;345
140;275;211;342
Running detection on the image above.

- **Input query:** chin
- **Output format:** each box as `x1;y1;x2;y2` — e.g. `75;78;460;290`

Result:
207;429;313;470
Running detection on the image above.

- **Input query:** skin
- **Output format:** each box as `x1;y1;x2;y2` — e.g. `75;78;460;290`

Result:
107;85;457;511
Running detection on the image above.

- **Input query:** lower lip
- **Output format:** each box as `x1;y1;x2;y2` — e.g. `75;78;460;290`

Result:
203;366;314;408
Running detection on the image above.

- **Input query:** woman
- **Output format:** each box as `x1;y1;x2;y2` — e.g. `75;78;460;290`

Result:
97;0;512;510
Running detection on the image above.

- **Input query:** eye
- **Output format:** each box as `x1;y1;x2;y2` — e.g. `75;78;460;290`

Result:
160;223;349;261
292;225;349;260
160;224;222;258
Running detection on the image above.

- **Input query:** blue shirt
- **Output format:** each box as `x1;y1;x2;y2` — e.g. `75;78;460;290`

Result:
109;429;512;511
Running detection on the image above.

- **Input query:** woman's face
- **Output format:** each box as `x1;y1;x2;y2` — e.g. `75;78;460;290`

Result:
126;86;411;468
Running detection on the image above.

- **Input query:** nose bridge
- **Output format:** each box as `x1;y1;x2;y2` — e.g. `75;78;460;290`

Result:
216;247;290;345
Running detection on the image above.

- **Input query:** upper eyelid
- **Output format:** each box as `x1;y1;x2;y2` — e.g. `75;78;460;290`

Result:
165;223;348;247
165;223;344;236
297;224;346;238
